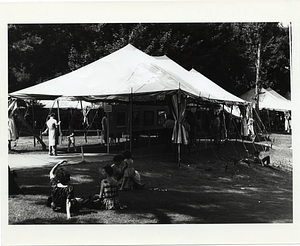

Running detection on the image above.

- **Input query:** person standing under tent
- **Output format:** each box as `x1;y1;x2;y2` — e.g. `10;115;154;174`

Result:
66;125;77;153
43;113;61;156
210;112;221;144
247;117;255;142
284;111;291;134
8;104;18;151
163;114;175;152
101;113;108;144
186;111;197;148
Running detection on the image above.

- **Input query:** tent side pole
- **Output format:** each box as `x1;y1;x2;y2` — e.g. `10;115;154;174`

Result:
229;104;233;139
255;35;261;117
31;100;36;147
80;100;87;143
177;90;181;167
129;89;133;153
57;100;62;144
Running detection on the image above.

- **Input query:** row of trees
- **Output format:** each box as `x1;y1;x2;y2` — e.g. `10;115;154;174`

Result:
8;23;291;97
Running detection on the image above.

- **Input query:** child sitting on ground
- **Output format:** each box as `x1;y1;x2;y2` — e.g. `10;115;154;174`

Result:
111;154;125;182
120;150;135;190
48;160;91;219
119;150;145;190
94;165;125;210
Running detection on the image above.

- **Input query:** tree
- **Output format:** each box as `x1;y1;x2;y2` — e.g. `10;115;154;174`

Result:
8;23;290;97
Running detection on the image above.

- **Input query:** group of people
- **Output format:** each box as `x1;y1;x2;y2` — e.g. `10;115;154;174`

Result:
47;150;144;219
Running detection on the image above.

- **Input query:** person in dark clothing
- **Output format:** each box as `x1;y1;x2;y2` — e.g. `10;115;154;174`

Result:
210;113;221;145
8;166;23;195
253;151;271;166
238;150;271;167
48;160;90;219
163;114;175;152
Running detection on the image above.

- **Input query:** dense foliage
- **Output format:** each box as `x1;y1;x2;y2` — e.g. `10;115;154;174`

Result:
8;23;291;97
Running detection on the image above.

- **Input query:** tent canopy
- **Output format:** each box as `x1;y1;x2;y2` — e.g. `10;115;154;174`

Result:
10;44;248;106
240;87;292;111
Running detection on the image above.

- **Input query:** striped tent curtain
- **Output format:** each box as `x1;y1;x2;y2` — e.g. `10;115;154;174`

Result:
170;93;188;145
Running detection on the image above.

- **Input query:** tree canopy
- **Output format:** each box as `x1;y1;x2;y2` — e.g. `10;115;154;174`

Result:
8;23;291;97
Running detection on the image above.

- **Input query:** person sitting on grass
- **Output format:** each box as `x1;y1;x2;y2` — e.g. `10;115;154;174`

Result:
48;160;91;219
9;166;23;195
94;165;124;210
119;150;145;190
253;150;271;166
238;150;271;167
111;154;125;182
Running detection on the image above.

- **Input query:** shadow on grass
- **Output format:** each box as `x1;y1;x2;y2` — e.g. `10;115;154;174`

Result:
8;140;293;224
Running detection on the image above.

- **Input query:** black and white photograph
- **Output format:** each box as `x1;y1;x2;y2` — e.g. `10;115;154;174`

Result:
1;1;300;245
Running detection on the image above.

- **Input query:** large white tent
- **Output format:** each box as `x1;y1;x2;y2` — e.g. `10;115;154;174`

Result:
10;45;190;101
240;87;291;112
10;44;247;105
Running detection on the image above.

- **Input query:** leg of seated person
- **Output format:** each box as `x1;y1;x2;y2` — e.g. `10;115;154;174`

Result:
262;156;270;166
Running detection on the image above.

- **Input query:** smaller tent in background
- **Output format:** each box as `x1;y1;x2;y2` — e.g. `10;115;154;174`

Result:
240;87;292;133
265;87;292;107
240;87;291;112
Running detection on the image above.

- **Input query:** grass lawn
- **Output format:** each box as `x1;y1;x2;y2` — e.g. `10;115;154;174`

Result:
8;133;293;224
